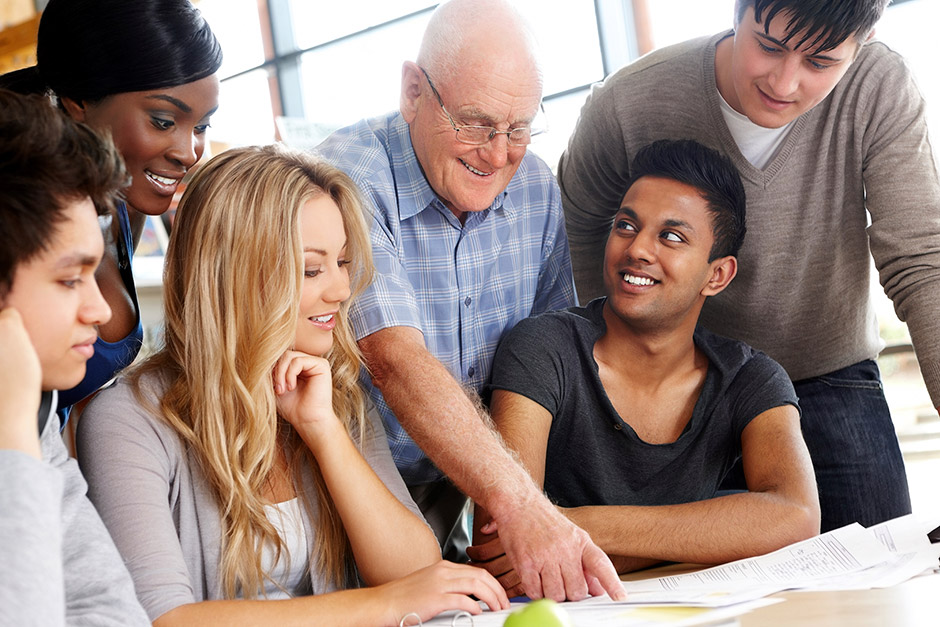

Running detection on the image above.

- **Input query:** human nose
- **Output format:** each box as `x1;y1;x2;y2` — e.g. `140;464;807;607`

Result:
478;133;511;168
625;231;656;264
167;129;201;168
324;264;352;304
768;56;801;98
81;279;112;327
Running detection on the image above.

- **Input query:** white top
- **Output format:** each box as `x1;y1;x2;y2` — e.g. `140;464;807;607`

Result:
261;497;310;599
718;89;795;169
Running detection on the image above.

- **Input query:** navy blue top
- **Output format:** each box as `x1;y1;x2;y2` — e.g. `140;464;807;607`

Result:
58;202;143;423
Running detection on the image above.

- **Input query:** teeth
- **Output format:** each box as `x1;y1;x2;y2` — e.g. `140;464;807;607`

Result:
312;314;333;323
623;273;655;286
146;171;179;186
460;160;492;176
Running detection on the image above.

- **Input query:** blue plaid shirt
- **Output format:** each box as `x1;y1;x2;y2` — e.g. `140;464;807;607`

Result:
316;112;576;484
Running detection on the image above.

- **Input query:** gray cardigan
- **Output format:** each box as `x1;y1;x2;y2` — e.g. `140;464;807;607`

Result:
0;392;148;626
77;376;425;622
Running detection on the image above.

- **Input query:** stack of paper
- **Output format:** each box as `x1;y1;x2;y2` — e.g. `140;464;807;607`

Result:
420;513;939;626
621;513;940;598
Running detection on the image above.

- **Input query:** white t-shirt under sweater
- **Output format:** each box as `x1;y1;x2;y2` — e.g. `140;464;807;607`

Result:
718;90;795;169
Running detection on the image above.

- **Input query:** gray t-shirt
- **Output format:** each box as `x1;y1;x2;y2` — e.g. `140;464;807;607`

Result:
486;299;799;508
77;374;425;622
0;392;148;626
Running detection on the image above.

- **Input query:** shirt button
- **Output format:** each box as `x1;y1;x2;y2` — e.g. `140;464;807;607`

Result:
468;367;476;378
464;296;472;307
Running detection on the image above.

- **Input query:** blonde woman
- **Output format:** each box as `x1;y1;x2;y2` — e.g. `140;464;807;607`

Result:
77;145;508;626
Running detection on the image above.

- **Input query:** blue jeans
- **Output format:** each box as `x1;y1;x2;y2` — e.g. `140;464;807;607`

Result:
795;359;911;531
722;360;912;532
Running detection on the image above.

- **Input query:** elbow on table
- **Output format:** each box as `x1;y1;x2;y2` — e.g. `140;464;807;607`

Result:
768;499;822;552
795;498;822;540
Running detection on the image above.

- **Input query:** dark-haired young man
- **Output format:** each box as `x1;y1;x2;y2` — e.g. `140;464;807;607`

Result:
470;140;819;587
559;0;928;532
0;89;148;625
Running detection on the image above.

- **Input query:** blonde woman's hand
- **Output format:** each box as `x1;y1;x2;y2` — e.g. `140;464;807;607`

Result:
374;560;510;626
272;350;339;443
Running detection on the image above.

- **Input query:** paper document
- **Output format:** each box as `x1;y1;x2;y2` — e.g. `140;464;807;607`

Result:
420;513;939;625
622;513;940;598
420;598;776;626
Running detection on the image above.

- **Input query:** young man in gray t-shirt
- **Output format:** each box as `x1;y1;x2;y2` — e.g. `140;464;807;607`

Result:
0;90;148;625
469;140;820;593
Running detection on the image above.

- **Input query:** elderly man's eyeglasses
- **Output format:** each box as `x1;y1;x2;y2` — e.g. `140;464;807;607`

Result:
419;66;545;147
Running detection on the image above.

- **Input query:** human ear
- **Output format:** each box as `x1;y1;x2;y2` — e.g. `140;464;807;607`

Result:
400;61;424;124
702;256;737;296
60;97;87;122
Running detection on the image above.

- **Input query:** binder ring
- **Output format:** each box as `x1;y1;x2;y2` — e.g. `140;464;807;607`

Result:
398;610;475;626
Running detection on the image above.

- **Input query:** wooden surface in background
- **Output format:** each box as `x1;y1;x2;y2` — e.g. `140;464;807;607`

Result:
0;11;39;74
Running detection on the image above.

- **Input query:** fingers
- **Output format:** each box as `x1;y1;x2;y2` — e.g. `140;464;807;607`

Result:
496;569;525;598
498;509;623;602
539;563;567;602
466;536;505;563
585;573;607;598
582;543;627;601
419;562;510;614
469;553;513;581
271;350;328;394
466;539;524;597
559;549;589;601
464;570;510;612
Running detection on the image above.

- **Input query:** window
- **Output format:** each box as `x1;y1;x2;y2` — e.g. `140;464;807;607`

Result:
196;1;625;167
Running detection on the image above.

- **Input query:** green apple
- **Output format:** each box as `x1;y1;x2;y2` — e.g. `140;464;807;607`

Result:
503;599;573;627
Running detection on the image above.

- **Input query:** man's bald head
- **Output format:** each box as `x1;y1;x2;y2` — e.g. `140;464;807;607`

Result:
416;0;542;90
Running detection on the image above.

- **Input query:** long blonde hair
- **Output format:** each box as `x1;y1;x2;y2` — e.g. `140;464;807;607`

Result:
131;144;374;598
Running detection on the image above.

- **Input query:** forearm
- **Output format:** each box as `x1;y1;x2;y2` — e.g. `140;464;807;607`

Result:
609;555;661;575
567;491;819;565
302;421;439;584
365;335;542;521
155;587;404;627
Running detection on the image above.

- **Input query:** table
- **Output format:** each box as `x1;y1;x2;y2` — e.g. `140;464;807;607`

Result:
621;563;940;626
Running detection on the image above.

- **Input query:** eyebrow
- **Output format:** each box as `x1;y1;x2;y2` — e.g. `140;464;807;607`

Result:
146;94;192;114
664;218;695;232
303;241;348;256
455;105;536;128
616;206;696;232
755;31;842;62
56;253;100;268
617;206;638;220
145;95;220;118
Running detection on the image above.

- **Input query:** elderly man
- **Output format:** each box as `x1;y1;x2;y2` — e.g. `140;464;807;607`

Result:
316;0;623;602
559;0;930;532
